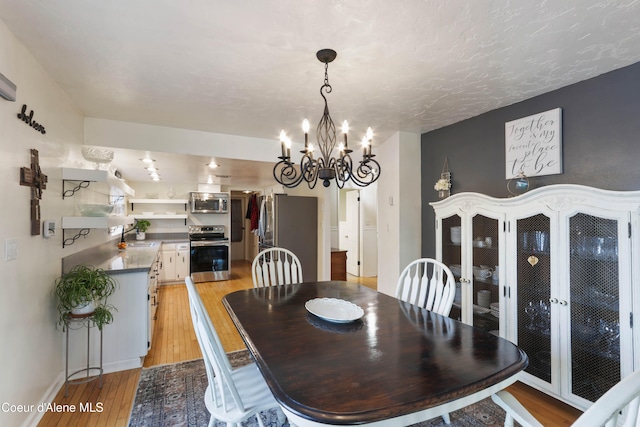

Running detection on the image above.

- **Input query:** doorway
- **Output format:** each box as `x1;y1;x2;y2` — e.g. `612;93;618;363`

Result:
345;190;360;276
230;192;260;262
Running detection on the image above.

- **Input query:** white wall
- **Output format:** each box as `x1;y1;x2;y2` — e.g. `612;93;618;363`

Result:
376;132;421;296
85;118;280;162
0;18;112;427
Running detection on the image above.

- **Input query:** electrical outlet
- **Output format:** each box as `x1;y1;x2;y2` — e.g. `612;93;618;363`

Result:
4;238;18;261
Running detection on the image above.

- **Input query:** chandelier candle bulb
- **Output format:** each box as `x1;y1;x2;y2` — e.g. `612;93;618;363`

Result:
303;119;310;150
279;130;287;158
285;137;292;158
342;120;349;149
362;137;370;157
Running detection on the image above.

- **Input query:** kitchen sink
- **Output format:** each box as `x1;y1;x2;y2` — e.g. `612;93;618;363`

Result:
126;242;158;247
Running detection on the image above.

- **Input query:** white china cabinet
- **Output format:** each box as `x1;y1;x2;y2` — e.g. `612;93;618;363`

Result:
431;185;640;410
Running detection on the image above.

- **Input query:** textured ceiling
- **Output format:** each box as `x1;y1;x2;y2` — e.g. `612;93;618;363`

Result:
2;0;640;186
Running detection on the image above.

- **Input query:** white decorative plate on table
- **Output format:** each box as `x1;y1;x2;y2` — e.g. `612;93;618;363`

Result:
305;298;364;323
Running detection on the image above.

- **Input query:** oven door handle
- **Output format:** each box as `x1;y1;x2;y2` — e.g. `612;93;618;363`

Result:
189;241;229;247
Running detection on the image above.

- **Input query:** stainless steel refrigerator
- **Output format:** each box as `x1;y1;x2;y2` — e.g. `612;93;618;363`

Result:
258;194;318;282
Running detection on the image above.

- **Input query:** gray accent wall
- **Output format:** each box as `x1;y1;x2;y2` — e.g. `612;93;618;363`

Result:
421;61;640;257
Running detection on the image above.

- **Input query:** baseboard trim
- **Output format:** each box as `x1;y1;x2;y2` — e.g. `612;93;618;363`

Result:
20;371;65;427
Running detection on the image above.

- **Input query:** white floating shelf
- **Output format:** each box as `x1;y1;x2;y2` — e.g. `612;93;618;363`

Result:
62;216;134;229
129;199;188;204
61;167;135;196
131;214;188;220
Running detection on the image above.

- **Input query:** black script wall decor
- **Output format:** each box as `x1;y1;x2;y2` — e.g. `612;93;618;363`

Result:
17;104;46;134
20;149;48;235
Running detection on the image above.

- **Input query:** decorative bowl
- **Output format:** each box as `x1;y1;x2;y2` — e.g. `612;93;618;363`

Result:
78;204;114;217
81;146;114;164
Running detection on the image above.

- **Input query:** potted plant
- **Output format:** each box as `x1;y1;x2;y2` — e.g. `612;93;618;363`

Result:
135;219;151;240
54;265;118;330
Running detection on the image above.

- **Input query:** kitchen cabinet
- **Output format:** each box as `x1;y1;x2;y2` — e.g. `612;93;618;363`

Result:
148;252;160;349
431;185;640;411
431;199;504;335
176;245;189;280
160;242;189;283
67;269;149;373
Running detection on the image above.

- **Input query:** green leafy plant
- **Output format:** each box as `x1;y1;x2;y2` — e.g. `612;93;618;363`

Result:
136;219;151;233
54;265;118;330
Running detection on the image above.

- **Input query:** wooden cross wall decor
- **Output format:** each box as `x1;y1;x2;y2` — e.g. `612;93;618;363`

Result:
20;149;48;235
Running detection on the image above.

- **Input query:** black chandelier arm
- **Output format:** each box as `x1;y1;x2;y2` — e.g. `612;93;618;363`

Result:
273;159;304;188
350;157;382;187
334;155;353;186
273;154;322;189
301;155;320;189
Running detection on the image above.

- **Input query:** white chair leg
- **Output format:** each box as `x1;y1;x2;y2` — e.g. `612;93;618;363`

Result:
256;413;266;427
504;414;515;427
276;407;286;425
442;412;451;424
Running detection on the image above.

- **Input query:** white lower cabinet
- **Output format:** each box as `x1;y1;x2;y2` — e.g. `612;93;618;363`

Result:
431;184;640;411
176;246;189;280
160;242;189;283
67;269;150;373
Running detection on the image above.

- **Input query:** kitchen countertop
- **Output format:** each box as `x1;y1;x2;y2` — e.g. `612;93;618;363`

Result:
62;234;188;275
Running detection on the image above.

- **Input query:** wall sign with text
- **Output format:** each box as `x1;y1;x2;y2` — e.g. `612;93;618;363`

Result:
505;108;562;179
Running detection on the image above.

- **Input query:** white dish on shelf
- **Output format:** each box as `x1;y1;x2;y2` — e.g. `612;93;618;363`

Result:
449;264;462;276
305;298;364;323
472;304;491;314
78;204;114;217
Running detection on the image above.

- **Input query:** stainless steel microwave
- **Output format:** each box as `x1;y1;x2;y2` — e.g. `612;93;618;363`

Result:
190;192;229;214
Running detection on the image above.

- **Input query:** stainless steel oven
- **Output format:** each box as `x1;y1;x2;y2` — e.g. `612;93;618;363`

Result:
189;225;230;282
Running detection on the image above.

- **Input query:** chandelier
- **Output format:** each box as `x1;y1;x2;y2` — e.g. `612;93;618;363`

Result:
273;49;381;188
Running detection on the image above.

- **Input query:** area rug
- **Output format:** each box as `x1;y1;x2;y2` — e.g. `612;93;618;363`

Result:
128;350;507;427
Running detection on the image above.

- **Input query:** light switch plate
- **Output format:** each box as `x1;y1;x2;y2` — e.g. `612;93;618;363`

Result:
4;238;18;261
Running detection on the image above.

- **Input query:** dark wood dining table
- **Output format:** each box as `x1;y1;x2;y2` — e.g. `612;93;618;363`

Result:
222;281;528;427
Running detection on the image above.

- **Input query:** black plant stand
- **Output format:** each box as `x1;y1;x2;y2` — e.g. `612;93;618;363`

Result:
64;312;103;397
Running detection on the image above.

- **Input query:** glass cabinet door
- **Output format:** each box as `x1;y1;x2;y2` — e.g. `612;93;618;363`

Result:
516;213;552;385
470;214;500;334
441;214;462;321
568;213;621;403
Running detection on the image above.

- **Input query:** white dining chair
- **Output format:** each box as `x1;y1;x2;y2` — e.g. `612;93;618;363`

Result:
491;369;640;427
396;258;456;316
396;258;456;425
252;247;303;287
185;276;286;427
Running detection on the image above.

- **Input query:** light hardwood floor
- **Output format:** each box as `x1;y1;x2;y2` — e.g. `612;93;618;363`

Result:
38;261;581;426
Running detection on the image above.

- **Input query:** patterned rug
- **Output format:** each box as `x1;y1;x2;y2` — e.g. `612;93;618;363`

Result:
128;350;507;427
